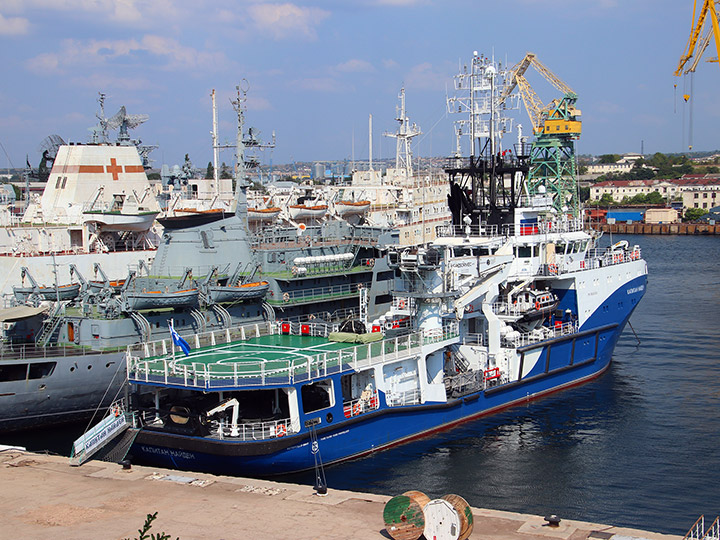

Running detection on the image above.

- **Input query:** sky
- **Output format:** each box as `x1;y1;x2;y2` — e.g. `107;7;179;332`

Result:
0;0;716;172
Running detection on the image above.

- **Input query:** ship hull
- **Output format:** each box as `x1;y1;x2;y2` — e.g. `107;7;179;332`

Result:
0;351;125;432
127;272;646;476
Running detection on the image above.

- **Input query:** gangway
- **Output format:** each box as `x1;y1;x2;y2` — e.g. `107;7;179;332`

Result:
683;515;720;540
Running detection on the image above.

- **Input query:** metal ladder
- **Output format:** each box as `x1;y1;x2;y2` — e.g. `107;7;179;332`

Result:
35;302;66;347
684;516;720;540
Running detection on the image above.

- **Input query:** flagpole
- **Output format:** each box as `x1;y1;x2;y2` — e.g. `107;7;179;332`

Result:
170;318;176;362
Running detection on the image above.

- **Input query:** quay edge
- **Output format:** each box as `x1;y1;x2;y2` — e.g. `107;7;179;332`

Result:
0;448;684;540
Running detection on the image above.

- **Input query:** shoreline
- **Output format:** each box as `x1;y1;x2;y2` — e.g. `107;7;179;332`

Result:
1;447;684;540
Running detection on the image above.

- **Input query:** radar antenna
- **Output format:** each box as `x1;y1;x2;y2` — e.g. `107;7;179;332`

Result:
106;106;150;144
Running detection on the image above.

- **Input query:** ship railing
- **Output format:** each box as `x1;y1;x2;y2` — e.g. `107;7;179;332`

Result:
127;321;275;362
584;245;642;270
0;342;124;360
209;416;300;441
128;326;459;389
269;281;370;305
386;388;421;407
502;321;579;348
342;390;380;418
436;224;505;238
275;320;334;338
490;301;538;317
462;333;484;346
681;515;720;540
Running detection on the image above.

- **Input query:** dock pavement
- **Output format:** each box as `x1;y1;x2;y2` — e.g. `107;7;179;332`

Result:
0;446;682;540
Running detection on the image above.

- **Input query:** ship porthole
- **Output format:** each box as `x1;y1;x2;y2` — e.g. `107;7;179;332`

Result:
326;412;333;423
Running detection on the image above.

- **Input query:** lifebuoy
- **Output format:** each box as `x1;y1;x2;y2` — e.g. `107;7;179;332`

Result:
549;264;558;275
398;300;406;309
535;301;540;311
283;292;290;302
385;322;393;330
353;402;363;416
276;424;287;437
366;258;375;266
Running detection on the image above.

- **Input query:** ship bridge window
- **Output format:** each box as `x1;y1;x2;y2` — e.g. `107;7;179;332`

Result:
301;379;334;414
453;247;473;257
0;363;28;382
28;362;56;379
515;245;534;258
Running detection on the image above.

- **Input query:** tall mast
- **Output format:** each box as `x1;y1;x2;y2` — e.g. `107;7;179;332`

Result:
231;82;248;220
211;89;220;190
383;87;421;176
369;114;373;172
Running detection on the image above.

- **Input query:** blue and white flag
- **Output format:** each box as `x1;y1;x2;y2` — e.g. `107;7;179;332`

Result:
169;320;191;356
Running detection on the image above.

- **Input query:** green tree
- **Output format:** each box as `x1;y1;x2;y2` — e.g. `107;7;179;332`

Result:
599;193;615;206
598;154;621;164
220;162;232;179
645;191;664;204
684;207;707;221
205;162;214;179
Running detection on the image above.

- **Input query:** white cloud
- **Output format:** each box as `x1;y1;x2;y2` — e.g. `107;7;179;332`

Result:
335;59;374;73
0;12;30;35
26;35;227;74
2;0;178;25
247;3;330;40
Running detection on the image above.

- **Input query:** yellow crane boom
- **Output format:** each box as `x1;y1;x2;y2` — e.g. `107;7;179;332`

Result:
500;52;580;137
676;0;720;75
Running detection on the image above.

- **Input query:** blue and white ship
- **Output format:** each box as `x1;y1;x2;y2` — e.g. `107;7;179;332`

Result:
80;53;647;476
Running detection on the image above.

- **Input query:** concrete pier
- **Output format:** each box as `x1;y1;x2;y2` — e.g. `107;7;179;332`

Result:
0;448;682;540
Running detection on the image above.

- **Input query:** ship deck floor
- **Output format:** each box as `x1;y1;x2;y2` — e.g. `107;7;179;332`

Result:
160;334;355;373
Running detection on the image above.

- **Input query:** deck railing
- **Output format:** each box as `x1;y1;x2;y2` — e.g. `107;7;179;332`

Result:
209;416;300;441
127;322;459;389
268;281;370;305
386;388;421;407
342;390;380;418
501;321;579;348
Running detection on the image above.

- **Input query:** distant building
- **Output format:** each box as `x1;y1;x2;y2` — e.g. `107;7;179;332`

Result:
645;208;679;224
590;175;720;210
586;153;645;176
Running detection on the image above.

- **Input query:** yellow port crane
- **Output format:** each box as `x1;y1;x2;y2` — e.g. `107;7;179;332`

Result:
676;0;720;76
676;1;720;149
500;52;581;138
500;52;581;216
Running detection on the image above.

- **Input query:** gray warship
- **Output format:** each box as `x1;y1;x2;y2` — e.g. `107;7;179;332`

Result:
0;87;396;432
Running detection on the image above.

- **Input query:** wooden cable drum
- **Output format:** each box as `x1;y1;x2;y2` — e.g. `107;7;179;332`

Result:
441;494;474;540
422;498;461;540
383;490;431;540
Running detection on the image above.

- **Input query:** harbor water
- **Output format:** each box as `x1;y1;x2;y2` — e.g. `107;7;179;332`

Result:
3;234;718;536
286;234;720;536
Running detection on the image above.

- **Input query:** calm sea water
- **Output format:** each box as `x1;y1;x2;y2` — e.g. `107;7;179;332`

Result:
3;234;719;536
